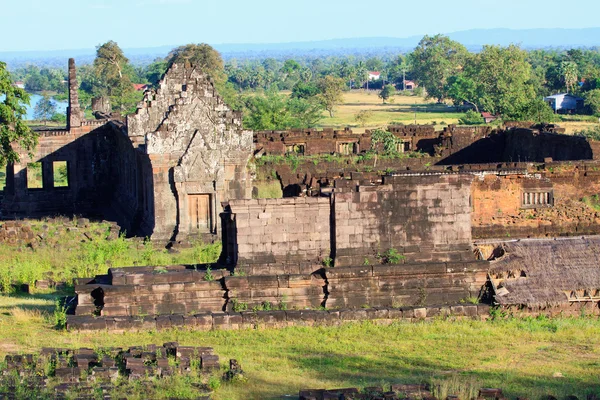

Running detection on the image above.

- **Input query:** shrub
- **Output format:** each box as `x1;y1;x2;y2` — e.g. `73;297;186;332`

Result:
458;110;484;125
204;267;214;282
231;299;248;312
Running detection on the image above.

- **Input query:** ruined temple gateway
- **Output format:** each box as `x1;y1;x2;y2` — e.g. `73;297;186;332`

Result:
2;59;254;242
6;59;600;317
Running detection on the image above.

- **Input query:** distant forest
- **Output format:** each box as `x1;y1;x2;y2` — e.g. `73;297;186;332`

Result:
7;34;600;129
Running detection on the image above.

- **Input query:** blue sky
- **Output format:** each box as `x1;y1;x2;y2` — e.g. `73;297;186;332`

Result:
3;0;600;51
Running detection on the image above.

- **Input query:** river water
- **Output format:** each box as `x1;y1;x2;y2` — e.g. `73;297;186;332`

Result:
0;93;69;120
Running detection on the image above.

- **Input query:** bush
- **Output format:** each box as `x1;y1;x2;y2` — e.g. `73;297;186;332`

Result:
577;125;600;141
458;110;484;125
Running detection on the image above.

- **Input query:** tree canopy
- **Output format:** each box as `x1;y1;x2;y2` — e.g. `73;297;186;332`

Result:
0;61;36;167
93;41;139;113
410;34;468;102
167;43;225;83
317;76;346;117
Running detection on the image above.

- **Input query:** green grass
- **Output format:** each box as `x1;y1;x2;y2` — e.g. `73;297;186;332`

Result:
0;292;599;400
253;180;283;199
0;221;222;293
582;194;600;211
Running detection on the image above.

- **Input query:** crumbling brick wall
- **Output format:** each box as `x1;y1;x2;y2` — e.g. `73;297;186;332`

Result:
255;128;369;156
472;163;600;239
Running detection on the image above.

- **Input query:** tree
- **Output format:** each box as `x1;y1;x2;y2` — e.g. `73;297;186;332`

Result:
167;43;224;80
94;41;137;112
519;98;556;123
447;74;479;112
33;95;57;125
317;76;345;117
354;110;374;127
410;34;468;102
291;81;320;100
561;61;578;93
379;85;395;103
0;61;37;166
95;41;128;82
242;89;324;130
584;89;600;115
166;43;238;106
146;58;168;87
455;45;536;120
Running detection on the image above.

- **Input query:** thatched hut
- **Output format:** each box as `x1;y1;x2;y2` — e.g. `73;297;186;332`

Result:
485;237;600;308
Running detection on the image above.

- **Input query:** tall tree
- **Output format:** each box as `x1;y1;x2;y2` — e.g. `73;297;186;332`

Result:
454;45;536;119
0;61;37;166
33;95;56;126
560;61;578;93
379;85;395;104
317;76;345;117
94;41;137;112
410;34;468;102
584;89;600;115
167;43;225;84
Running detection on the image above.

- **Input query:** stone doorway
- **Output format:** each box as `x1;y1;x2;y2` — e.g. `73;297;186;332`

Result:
188;194;211;233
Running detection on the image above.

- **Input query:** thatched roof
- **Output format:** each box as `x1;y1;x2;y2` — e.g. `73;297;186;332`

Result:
487;237;600;307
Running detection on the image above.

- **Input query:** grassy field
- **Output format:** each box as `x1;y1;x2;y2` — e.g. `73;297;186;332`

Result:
0;222;599;398
316;90;599;134
0;293;599;399
0;221;221;293
317;90;463;131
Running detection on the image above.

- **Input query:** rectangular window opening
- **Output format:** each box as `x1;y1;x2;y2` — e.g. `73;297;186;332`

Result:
0;166;5;191
53;161;69;188
521;191;553;208
27;162;43;189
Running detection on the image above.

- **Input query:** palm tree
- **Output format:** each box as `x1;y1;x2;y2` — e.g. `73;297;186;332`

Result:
561;61;578;93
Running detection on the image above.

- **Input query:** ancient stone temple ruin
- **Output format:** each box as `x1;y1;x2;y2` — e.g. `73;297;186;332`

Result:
2;59;253;242
4;58;600;328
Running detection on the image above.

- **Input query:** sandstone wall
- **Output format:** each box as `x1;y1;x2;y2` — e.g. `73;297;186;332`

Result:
127;63;254;242
333;174;474;267
225;197;331;268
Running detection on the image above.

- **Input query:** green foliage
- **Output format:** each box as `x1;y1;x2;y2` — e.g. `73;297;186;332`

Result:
242;89;323;130
577;125;600;141
167;43;225;85
581;194;600;211
93;41;138;113
382;248;404;265
410;34;469;102
371;129;401;155
0;222;222;292
231;299;248;312
354;110;374;127
53;299;68;329
207;375;221;391
459;110;485;125
584;89;600;115
0;61;37;167
291;81;320;99
431;374;481;400
204;267;214;282
50;112;67;123
378;85;396;103
322;257;333;268
33;94;57;124
519;98;557;123
317;75;346;117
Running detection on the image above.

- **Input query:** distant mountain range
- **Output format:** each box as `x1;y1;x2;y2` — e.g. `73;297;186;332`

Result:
3;28;600;68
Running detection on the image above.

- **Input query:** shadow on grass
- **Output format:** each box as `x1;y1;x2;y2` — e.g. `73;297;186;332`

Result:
275;351;600;399
0;292;63;314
